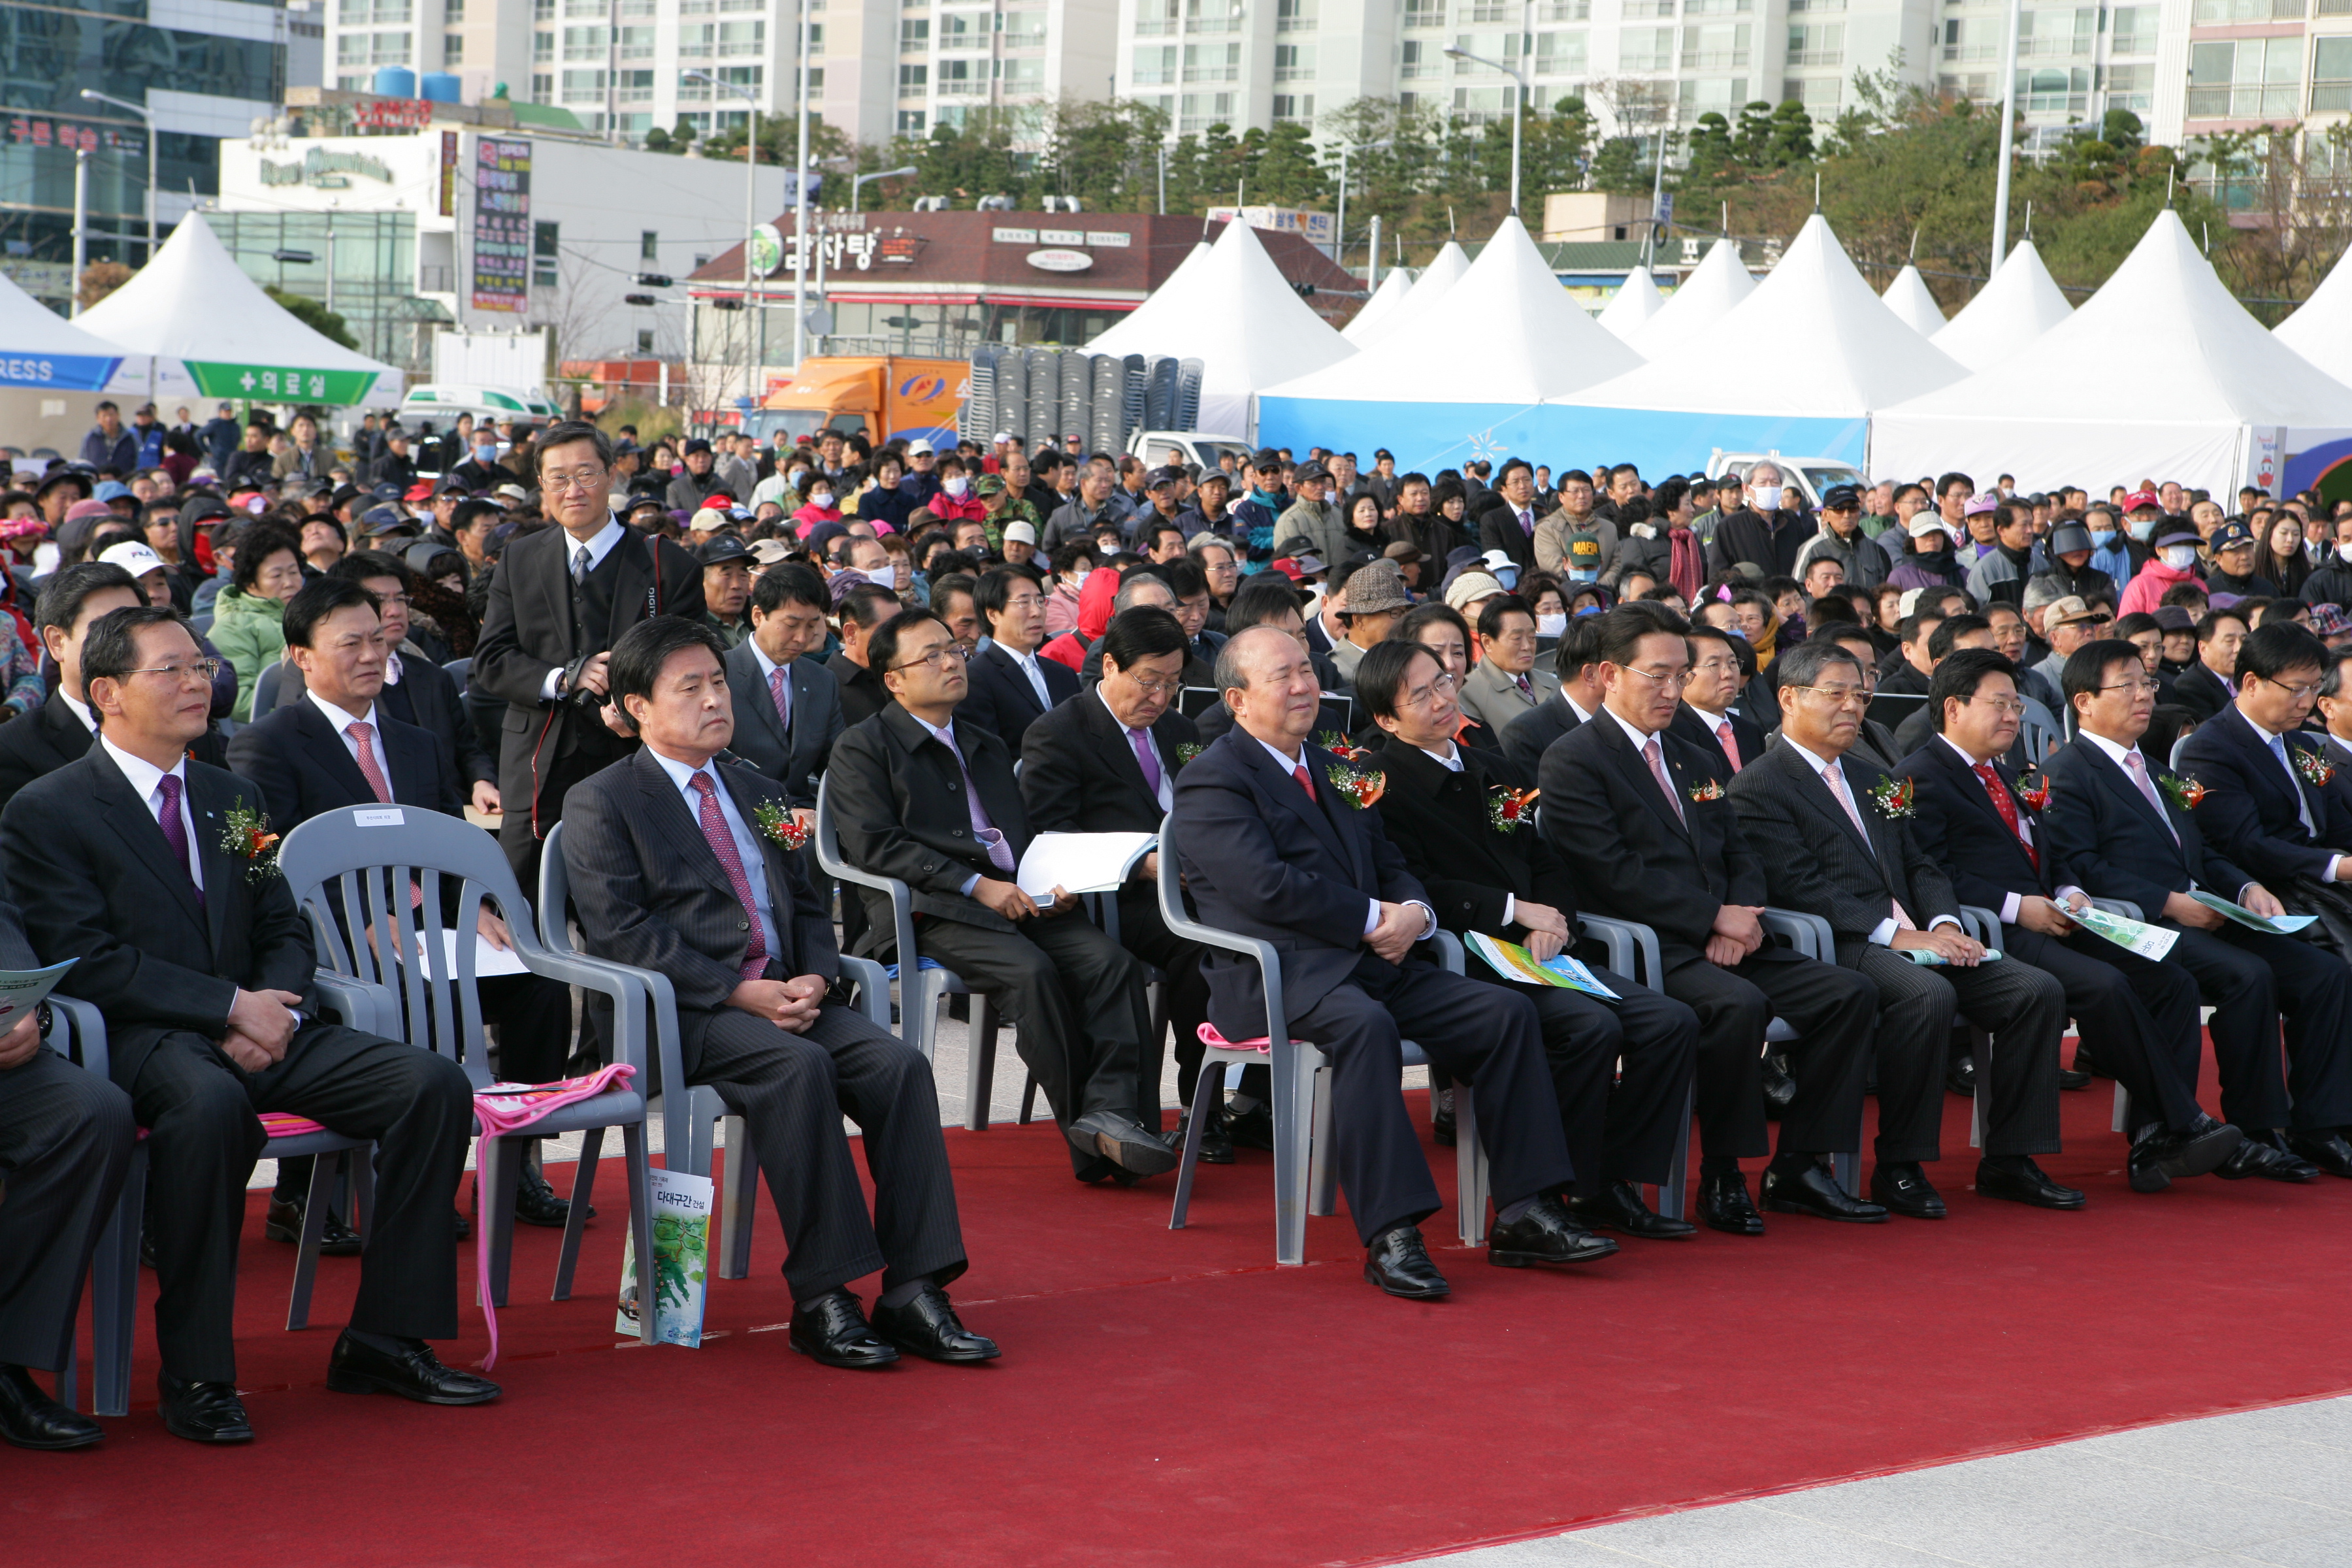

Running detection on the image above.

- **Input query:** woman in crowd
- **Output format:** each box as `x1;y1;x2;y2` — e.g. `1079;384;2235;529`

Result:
208;521;306;721
2262;510;2312;599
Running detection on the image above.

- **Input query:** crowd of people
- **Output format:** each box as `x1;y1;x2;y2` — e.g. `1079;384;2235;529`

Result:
9;397;2352;1455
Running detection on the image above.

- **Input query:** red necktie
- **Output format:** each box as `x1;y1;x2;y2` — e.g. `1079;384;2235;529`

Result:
1294;763;1318;803
346;721;393;804
1715;719;1742;774
1974;760;2037;868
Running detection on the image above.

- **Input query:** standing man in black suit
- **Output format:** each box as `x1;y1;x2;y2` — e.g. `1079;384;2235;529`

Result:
960;565;1079;759
1731;639;2080;1215
1539;607;1881;1234
0;606;495;1444
723;564;842;811
1360;638;1699;1240
472;420;704;889
2043;640;2352;1178
1671;624;1767;780
1896;649;2252;1190
828;608;1170;1183
0;564;154;811
1174;627;1609;1298
1475;458;1542;577
563;618;993;1369
1017;608;1210;1145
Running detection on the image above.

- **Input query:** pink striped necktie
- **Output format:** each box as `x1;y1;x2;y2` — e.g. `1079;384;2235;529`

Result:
769;664;791;733
1642;736;1685;825
346;721;393;804
689;771;770;981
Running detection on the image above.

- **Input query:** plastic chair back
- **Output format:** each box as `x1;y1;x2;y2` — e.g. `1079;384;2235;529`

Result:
253;660;287;716
443;656;471;694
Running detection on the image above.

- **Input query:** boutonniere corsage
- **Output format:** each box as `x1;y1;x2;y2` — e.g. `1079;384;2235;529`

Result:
1314;728;1371;763
752;801;811;852
2016;770;2050;813
1869;775;1916;819
2293;746;2337;789
1174;742;1203;766
2158;772;2207;810
1326;761;1386;809
221;807;282;884
1688;778;1725;803
1487;785;1539;833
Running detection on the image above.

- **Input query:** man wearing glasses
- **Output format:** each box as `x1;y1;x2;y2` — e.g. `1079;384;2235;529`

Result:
472;420;706;888
1541;608;1880;1235
828;608;1169;1184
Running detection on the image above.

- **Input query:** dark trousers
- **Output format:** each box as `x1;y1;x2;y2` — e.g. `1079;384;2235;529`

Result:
129;1025;473;1382
2004;924;2206;1134
1855;944;2066;1161
2164;921;2352;1132
498;735;624;894
1660;943;1879;1160
1495;970;1697;1196
0;1049;135;1373
1289;954;1573;1244
915;909;1153;1173
685;1002;966;1304
1115;883;1211;1128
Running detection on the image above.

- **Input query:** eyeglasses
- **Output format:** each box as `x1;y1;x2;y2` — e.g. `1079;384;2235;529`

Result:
1967;694;2028;717
541;468;608;495
1403;672;1462;706
2253;675;2323;701
1789;683;1870;708
122;657;223;685
2099;678;2160;696
1124;674;1184;696
1619;664;1691;689
889;644;966;672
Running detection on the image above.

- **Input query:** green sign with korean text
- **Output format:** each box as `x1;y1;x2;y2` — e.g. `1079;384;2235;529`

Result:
184;362;380;405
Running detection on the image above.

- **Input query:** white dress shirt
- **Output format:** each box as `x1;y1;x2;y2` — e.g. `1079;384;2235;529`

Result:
309;691;393;800
645;745;780;964
1936;734;2085;923
102;734;202;896
540;516;630;700
1100;687;1172;811
59;692;94;733
1563;693;1593;725
1256;733;1435;941
1780;734;1957;945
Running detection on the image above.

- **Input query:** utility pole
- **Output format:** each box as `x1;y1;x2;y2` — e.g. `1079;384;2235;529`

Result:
791;0;813;370
71;146;90;317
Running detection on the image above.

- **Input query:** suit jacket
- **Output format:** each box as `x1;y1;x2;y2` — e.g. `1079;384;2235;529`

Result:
722;641;842;808
825;651;889;729
2042;735;2254;919
1729;738;1960;962
827;702;1036;941
1168;729;1429;1036
1372;737;1576;940
1456;657;1557;735
2175;702;2352;890
226;696;464;828
959;640;1080;761
268;649;493;787
1539;708;1765;968
1502;692;1581;781
1669;702;1765;782
562;748;836;1025
0;691;225;813
1476;505;1538;574
2172;662;2234;724
1896;736;2059;912
1018;686;1196;840
0;747;320;1088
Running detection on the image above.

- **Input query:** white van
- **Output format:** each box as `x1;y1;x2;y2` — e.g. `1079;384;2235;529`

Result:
395;384;564;431
1706;450;1865;510
1128;429;1256;474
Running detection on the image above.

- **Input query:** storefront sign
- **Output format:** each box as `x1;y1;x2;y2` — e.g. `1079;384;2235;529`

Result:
1025;248;1092;272
471;137;532;313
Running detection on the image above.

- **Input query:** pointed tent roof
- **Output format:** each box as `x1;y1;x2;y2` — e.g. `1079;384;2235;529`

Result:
1340;240;1469;353
1930;239;2075;372
1342;265;1414;344
0;269;128;392
2274;241;2352;389
1882;264;1946;337
1597;266;1667;340
1561;214;1961;416
1622;237;1755;357
1262;215;1642;406
1086;240;1213;355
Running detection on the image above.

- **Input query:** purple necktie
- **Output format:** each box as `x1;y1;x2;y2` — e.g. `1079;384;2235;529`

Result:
938;727;1017;873
1128;726;1162;799
689;772;769;982
157;773;201;907
768;664;791;734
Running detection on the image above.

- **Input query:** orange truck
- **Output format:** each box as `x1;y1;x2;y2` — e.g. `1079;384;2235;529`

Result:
697;355;968;448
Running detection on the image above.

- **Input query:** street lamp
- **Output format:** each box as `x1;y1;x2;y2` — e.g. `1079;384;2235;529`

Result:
78;88;155;261
1443;44;1526;216
685;68;764;411
852;165;918;215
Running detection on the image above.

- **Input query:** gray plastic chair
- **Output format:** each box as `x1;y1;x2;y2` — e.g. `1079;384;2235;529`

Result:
1575;913;1701;1221
252;659;288;717
1750;907;1867;1195
536;819;894;1281
442;656;471;694
2094;897;2147;1134
1957;904;2006;1151
276;806;656;1336
54;996;137;1417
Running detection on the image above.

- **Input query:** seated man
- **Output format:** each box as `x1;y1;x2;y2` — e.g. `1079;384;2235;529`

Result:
828;608;1170;1183
2172;606;2246;725
2044;640;2352;1179
959;566;1079;759
564;618;993;1369
1540;606;1882;1233
0;564;155;812
1731;638;2081;1215
1670;623;1766;781
1017;607;1213;1150
0;904;136;1451
1361;638;1701;1239
1897;649;2253;1189
0;604;492;1443
1173;627;1610;1299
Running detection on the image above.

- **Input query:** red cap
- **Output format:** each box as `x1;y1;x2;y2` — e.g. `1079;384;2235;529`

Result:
2123;489;2161;512
404;480;436;502
1269;558;1304;582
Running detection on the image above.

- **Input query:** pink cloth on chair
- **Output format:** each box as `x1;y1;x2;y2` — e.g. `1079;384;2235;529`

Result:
1196;1024;1273;1054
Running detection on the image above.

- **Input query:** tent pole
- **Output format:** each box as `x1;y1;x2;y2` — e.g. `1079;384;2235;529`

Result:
71;147;90;318
1989;0;2021;277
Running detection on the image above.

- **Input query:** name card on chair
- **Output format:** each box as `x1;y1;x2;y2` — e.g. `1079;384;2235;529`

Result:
354;809;406;826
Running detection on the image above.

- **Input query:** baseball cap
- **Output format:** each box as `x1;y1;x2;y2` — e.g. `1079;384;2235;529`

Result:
1564;531;1603;572
1964;492;2002;517
495;483;531;504
974;474;1005;497
1003;520;1037;546
1296;461;1332;484
361;508;416;535
2152;521;2202;550
94;480;133;503
906;439;935;457
1147;466;1184;491
1820;484;1861;512
2211;520;2258;551
689;506;734;534
2151;604;2197;632
683;437;712;454
693;535;752;567
2123;490;2163;513
1906;514;1949;539
992;431;1015;444
2048;521;2093;555
1279;549;1328;577
63;498;113;523
1251;448;1283;472
747;538;794;567
97;541;166;578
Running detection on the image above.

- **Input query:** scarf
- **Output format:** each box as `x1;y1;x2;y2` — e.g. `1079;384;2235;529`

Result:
1750;612;1780;670
1667;526;1703;600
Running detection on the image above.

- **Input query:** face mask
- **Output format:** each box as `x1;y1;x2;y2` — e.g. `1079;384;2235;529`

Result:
1536;612;1569;635
2088;529;2117;549
1750;484;1783;512
2337;542;2352;565
809;490;833;508
943;476;969;499
474;442;497;459
1493;565;1520;590
2160;545;2199;570
2126;515;2157;541
1070;568;1092;591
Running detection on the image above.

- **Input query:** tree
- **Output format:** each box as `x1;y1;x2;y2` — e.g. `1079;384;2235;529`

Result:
265;286;358;350
1679;111;1739;188
643;116;698;155
1252;121;1328;206
76;261;131;312
1037;97;1171;210
1767;101;1816;167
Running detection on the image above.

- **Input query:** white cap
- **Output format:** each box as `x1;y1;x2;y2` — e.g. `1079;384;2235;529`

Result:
1003;521;1037;546
99;541;167;579
1480;548;1516;574
992;431;1015;444
906;439;935;457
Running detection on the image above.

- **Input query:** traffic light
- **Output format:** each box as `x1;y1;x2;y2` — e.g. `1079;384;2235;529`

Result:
634;272;672;287
624;293;657;306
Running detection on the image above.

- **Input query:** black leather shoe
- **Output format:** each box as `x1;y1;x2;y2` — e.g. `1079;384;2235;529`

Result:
2070;1041;2110;1079
787;1289;900;1368
1945;1053;1978;1096
1870;1162;1948;1219
871;1285;1000;1364
0;1365;103;1450
2129;1116;2243;1192
1174;1105;1233;1165
157;1373;253;1444
1068;1111;1179;1177
264;1194;363;1256
1569;1178;1696;1239
1365;1226;1450;1298
1761;1160;1888;1222
326;1333;500;1404
1697;1171;1766;1235
1976;1157;2086;1209
2057;1066;2093;1091
2232;1128;2323;1182
1759;1059;1796;1118
1225;1101;1275;1152
2288;1130;2352;1179
512;1164;582;1228
1489;1197;1619;1267
1431;1088;1457;1147
453;1209;472;1241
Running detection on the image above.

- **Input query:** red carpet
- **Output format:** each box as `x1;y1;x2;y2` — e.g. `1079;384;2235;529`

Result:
16;1075;2352;1568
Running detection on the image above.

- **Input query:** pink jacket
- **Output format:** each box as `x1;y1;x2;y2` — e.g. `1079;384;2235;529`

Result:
2118;557;2201;619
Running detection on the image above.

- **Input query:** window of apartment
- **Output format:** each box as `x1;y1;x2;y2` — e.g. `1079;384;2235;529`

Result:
533;221;561;289
1002;10;1046;46
442;31;463;63
563;26;604;59
2313;35;2352;109
1277;0;1317;30
1273;92;1316;118
532;0;553;18
998;56;1044;90
938;57;979;91
938;12;979;47
1678;74;1743;113
2016;63;2089;111
1275;42;1316;78
639;229;659;262
1618;26;1674;69
677;65;711;95
1186;0;1243;32
1534;29;1586;73
2102;59;2155;107
1685;0;1754;13
807;22;825;50
1680;22;1749;69
1184;41;1241;80
2188;36;2301;116
622;0;655;16
1787;0;1844;10
1622;1;1673;20
1134;44;1177;83
1786;22;1841;64
900;16;929;48
636;329;655;354
719;63;762;89
338;0;411;24
444;0;463;17
1453;31;1510;70
1537;0;1590;18
898;108;928;132
1402;0;1445;23
619;25;653;57
2191;0;2304;21
337;31;412;64
532;31;553;60
1135;0;1178;33
1179;90;1234;131
1452;85;1509;120
679;25;711;54
2017;7;2094;58
617;69;654;100
718;20;765;56
1785;73;1841;108
1467;1;1518;18
2108;5;2157;52
808;65;825;90
531;71;554;101
561;69;605;101
900;61;929;90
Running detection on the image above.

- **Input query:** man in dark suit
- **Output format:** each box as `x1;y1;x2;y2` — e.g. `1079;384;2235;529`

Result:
723;563;842;809
1540;607;1882;1233
1732;639;2080;1215
1361;638;1699;1239
960;566;1079;759
0;902;136;1450
563;618;992;1369
1671;623;1767;780
228;576;578;1232
1475;458;1541;576
2044;639;2352;1178
0;564;155;812
825;580;898;729
1175;626;1609;1298
1018;606;1211;1146
2171;608;2246;724
0;605;493;1444
1500;612;1610;779
471;421;704;889
828;608;1169;1183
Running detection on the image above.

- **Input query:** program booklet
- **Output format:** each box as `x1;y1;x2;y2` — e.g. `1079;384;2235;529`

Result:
1014;832;1156;899
2070;904;2180;960
2190;890;2319;936
0;959;76;1028
616;1166;713;1348
1468;932;1622;1002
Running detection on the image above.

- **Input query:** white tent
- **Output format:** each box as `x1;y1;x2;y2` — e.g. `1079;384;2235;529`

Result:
1622;237;1754;357
1087;218;1352;436
1878;209;2352;497
0;270;129;393
1882;264;1947;338
1339;239;1469;353
1930;240;2075;372
1256;216;1642;468
2274;242;2352;390
78;212;402;408
1596;266;1667;340
1342;266;1414;345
